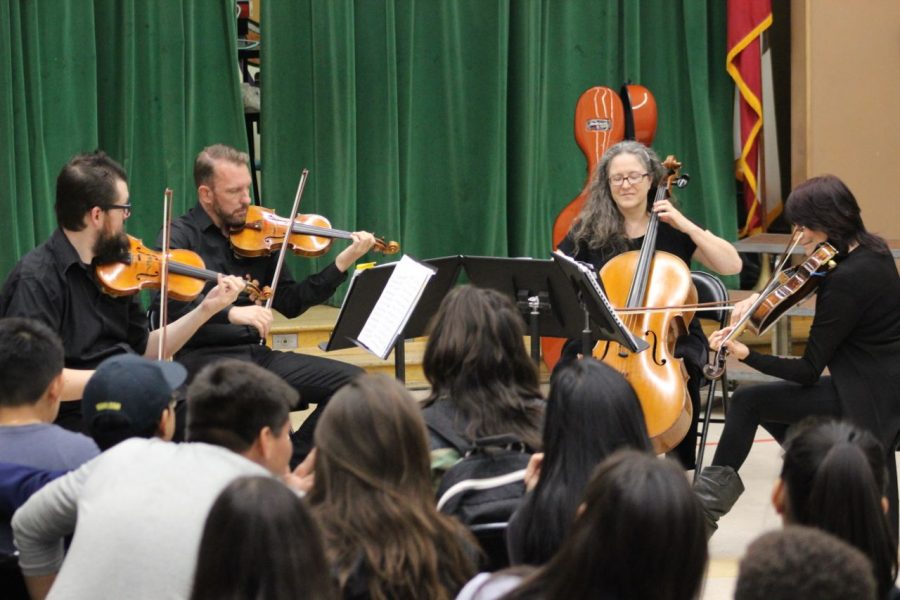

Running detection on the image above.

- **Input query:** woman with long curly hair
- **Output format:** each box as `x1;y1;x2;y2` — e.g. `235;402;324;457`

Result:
558;140;741;470
308;374;477;600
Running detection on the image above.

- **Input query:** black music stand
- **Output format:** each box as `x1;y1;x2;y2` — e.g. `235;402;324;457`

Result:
323;256;462;382
551;252;648;355
462;256;589;364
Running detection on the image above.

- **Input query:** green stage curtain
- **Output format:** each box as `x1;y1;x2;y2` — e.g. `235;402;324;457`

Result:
0;0;247;281
262;0;738;301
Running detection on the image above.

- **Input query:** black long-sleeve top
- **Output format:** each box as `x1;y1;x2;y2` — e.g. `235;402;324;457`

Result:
0;229;148;368
152;203;347;349
742;246;900;448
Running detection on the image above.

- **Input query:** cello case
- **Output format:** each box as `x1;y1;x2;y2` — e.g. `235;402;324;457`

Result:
542;83;657;371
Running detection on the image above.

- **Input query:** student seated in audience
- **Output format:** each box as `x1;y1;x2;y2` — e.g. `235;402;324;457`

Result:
505;359;652;566
191;475;336;600
773;419;899;600
12;360;299;600
0;318;99;470
458;450;708;600
82;353;186;450
421;286;543;473
734;526;877;600
0;318;99;560
307;374;477;600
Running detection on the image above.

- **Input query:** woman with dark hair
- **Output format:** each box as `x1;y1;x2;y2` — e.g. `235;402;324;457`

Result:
308;374;477;600
458;450;708;600
190;476;336;600
773;420;898;600
700;175;900;536
422;285;544;461
505;359;653;565
558;140;741;469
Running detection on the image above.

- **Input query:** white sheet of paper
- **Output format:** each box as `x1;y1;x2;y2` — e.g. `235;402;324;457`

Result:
357;255;435;359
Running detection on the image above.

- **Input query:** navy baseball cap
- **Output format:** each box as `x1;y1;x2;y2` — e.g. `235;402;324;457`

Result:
82;354;187;435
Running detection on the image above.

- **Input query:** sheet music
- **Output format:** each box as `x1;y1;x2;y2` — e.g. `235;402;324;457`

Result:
553;251;643;350
356;255;435;359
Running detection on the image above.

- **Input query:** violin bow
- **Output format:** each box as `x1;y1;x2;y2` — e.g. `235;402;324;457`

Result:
157;188;174;361
259;169;309;343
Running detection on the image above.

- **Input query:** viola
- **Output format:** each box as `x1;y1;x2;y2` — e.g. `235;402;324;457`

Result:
593;156;696;453
95;235;270;303
229;205;400;258
704;237;837;380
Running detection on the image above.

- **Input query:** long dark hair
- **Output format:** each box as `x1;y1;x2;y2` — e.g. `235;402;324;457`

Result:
780;419;897;598
784;175;890;256
309;374;476;600
423;285;543;449
512;359;652;565
504;450;708;600
569;140;665;255
190;476;336;600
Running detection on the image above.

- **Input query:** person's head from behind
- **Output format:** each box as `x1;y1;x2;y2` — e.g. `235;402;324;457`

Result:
309;374;475;599
537;359;651;498
186;360;297;475
775;418;896;597
512;450;707;600
0;318;64;421
194;144;252;230
82;354;187;450
190;476;335;600
734;526;876;600
424;285;542;445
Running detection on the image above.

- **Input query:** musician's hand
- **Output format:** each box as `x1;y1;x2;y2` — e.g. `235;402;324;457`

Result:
201;275;245;313
708;327;749;360
283;448;316;494
730;293;760;326
652;199;693;234
335;231;377;272
228;305;274;339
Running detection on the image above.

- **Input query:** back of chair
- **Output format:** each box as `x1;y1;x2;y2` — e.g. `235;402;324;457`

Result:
690;271;729;328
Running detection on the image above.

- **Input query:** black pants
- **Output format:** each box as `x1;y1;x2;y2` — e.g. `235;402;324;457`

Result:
711;377;842;471
176;343;363;464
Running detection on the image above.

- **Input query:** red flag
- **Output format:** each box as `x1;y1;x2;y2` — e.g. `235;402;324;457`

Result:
727;0;772;236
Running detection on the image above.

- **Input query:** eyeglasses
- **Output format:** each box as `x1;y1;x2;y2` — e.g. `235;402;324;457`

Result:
609;172;649;187
100;203;132;218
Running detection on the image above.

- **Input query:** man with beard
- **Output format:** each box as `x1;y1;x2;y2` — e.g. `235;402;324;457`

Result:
0;151;245;431
153;144;375;462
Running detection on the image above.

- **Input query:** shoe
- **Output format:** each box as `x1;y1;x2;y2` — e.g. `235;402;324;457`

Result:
693;465;744;539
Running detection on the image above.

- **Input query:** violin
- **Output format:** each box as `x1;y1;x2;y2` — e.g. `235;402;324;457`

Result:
95;235;270;303
229;205;400;258
593;156;696;453
704;236;837;380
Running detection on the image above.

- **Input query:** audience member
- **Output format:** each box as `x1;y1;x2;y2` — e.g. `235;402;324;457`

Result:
190;475;336;600
308;374;477;600
505;359;652;565
82;354;186;450
774;419;898;599
734;526;877;600
421;286;543;472
0;318;99;561
459;450;708;600
12;360;298;600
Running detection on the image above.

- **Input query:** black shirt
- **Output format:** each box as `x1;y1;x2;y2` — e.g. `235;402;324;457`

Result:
0;228;148;368
743;246;900;449
154;203;348;349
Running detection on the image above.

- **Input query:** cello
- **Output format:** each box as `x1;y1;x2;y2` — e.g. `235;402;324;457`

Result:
543;84;658;370
594;156;696;453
